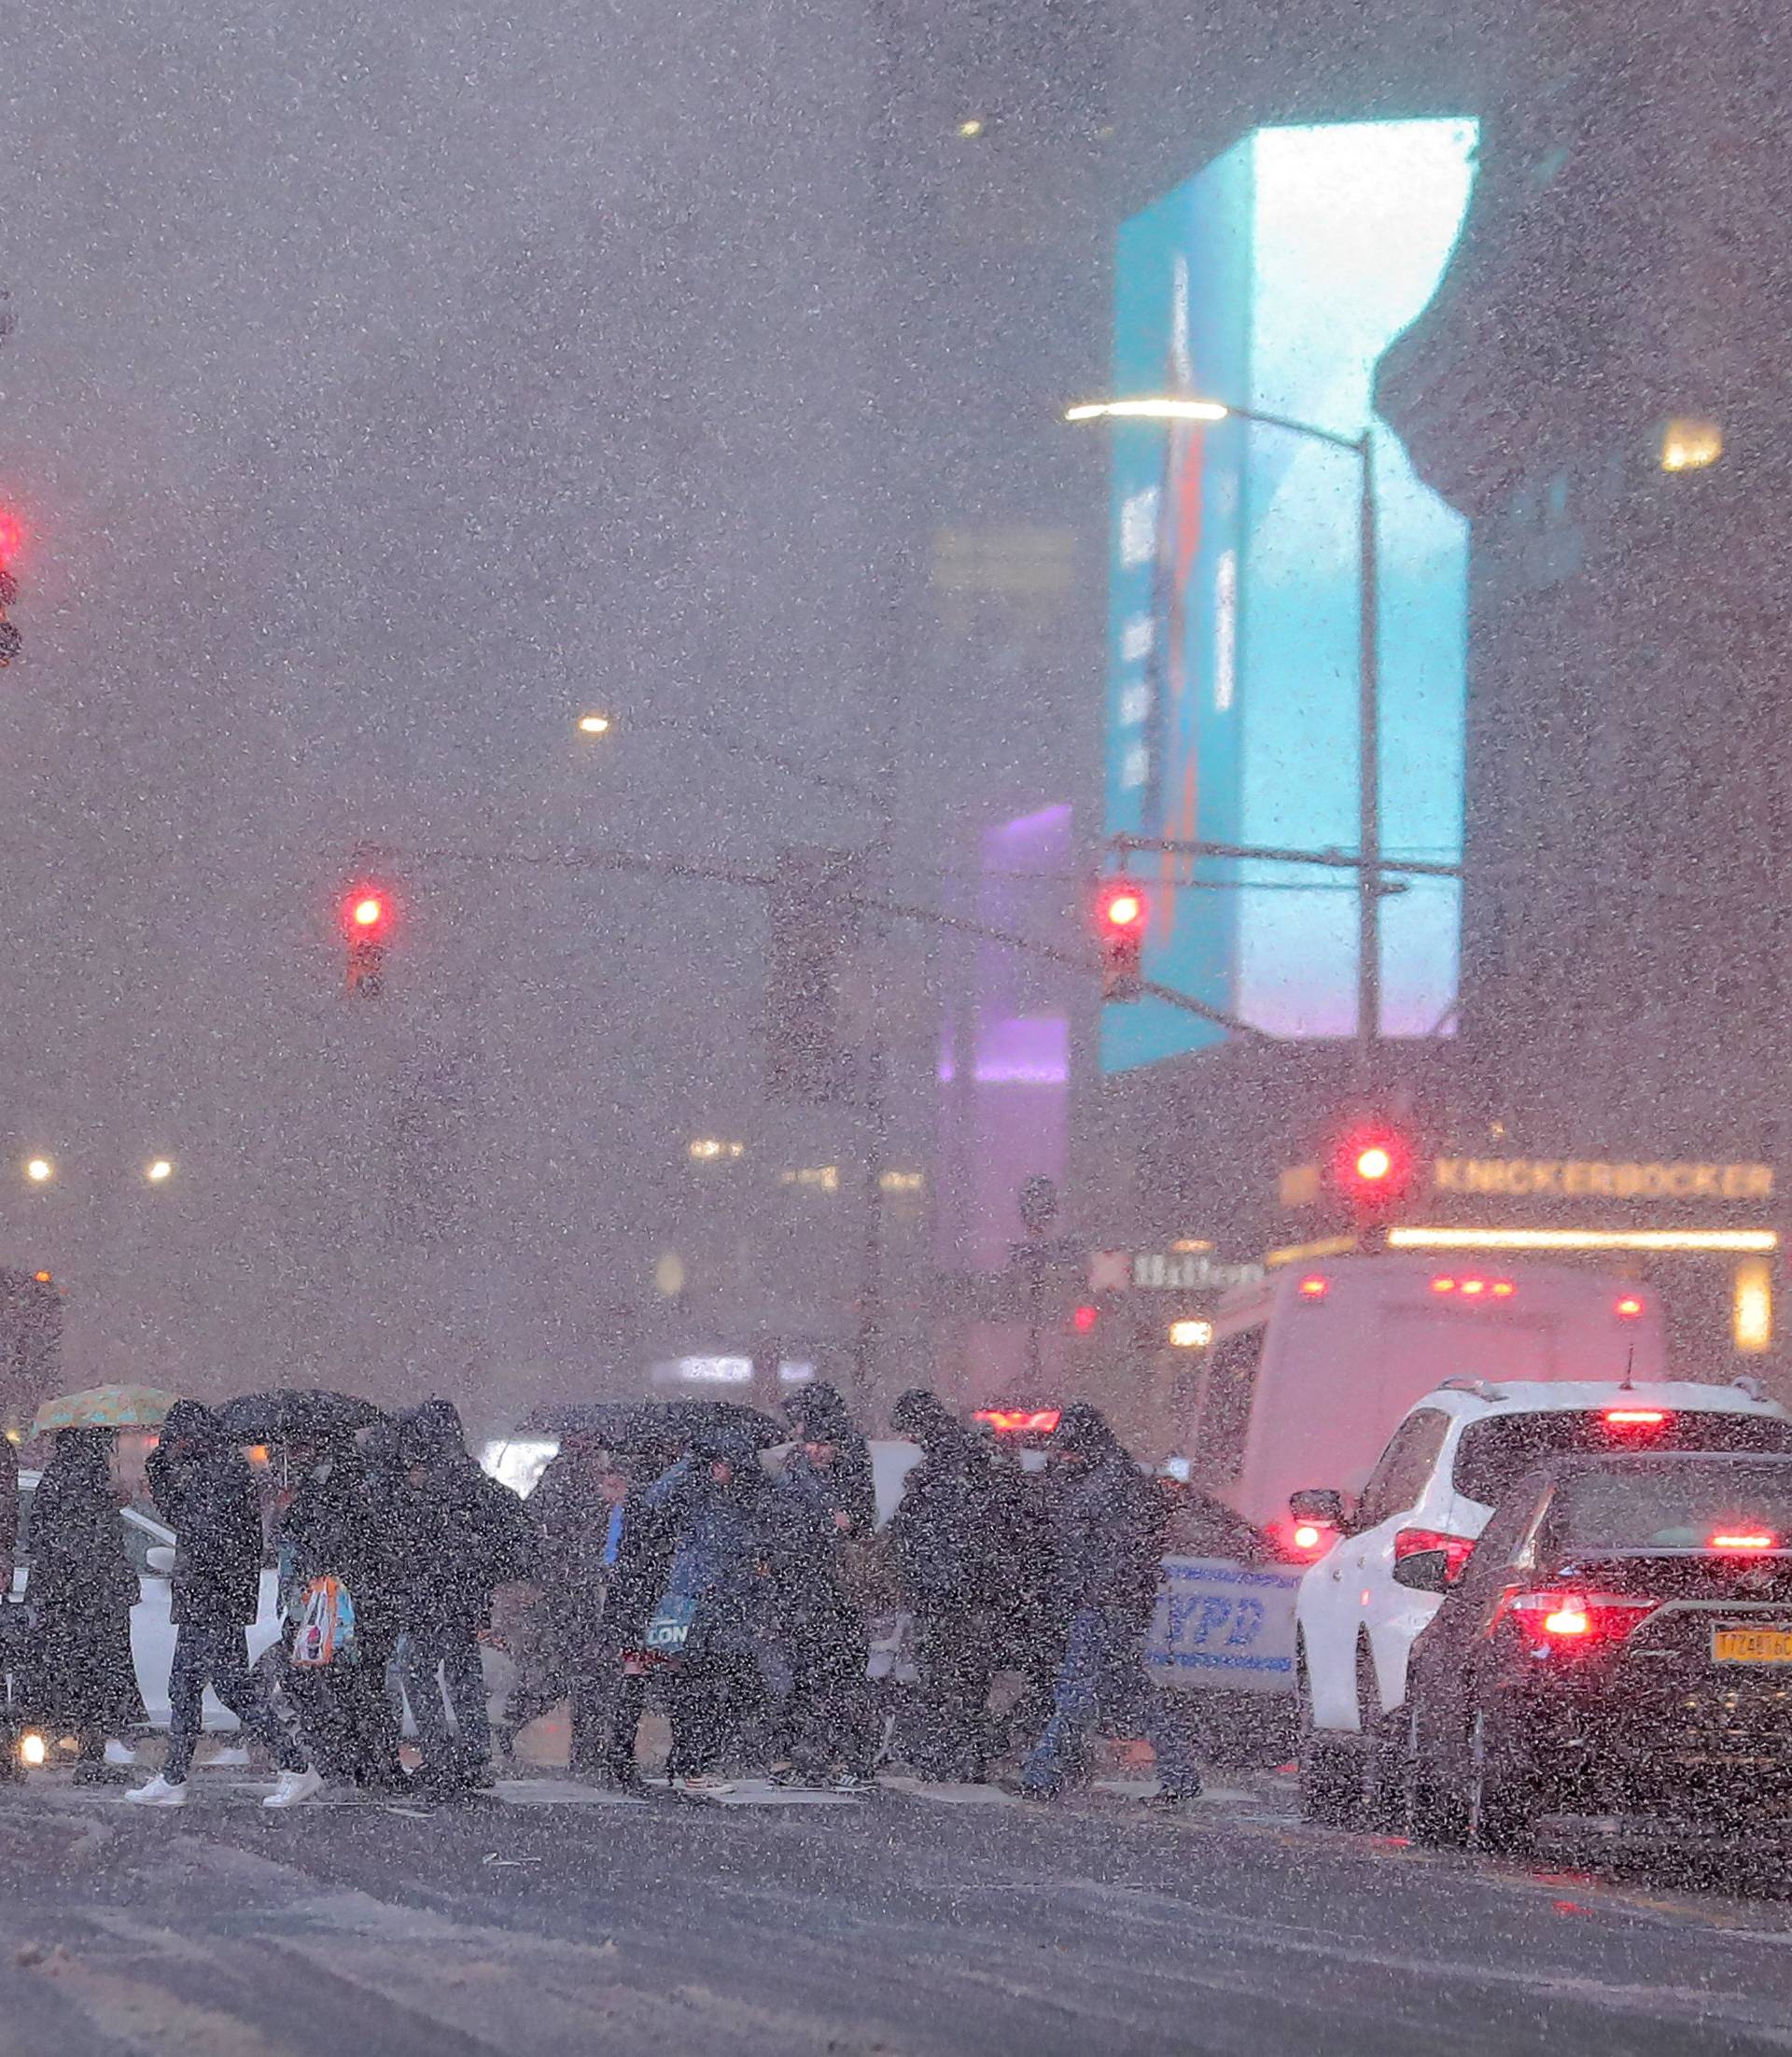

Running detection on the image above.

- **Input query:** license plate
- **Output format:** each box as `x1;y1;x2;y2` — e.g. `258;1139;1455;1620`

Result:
1712;1625;1792;1665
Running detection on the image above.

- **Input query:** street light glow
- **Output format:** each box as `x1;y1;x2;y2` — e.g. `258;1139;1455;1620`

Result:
1064;397;1230;425
23;1156;51;1183
576;712;613;736
146;1158;174;1183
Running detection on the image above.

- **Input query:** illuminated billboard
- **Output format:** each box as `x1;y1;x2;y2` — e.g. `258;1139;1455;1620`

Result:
1101;119;1477;1070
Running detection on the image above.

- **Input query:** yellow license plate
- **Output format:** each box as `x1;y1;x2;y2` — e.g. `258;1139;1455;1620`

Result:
1712;1626;1792;1665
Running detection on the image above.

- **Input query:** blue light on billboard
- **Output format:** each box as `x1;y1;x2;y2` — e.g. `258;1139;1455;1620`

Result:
1101;119;1477;1071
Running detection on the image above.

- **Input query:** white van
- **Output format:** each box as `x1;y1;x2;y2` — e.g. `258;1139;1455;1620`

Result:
1189;1254;1667;1536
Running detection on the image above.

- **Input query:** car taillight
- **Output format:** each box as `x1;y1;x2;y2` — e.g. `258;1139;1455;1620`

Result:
1497;1588;1655;1654
1710;1530;1779;1552
1393;1527;1477;1582
1603;1406;1670;1434
1615;1294;1645;1319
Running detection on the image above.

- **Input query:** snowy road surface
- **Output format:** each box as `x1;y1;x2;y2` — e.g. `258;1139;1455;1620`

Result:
2;1772;1792;2055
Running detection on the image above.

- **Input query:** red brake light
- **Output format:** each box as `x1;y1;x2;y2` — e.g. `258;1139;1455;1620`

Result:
1603;1406;1669;1432
1710;1531;1777;1552
1393;1527;1477;1583
1292;1522;1323;1551
973;1408;1062;1435
1297;1275;1330;1299
1499;1588;1655;1652
1615;1294;1645;1319
1431;1276;1456;1294
1459;1277;1487;1297
1489;1280;1516;1298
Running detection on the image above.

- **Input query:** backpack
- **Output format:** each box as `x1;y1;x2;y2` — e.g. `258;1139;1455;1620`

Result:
291;1575;357;1667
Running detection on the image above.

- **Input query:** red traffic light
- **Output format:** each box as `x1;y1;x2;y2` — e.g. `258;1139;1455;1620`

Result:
0;510;23;561
1071;1304;1099;1334
1099;883;1145;931
1329;1122;1415;1215
341;883;396;995
1094;877;1146;1002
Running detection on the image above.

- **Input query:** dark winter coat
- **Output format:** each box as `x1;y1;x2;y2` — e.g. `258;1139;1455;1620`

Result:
601;1490;677;1647
645;1448;782;1660
146;1401;265;1628
22;1431;146;1731
391;1402;536;1630
1046;1408;1168;1621
0;1432;17;1598
781;1382;876;1539
885;1401;1012;1616
277;1444;400;1632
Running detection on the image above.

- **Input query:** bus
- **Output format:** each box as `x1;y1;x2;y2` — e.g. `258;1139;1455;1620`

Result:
1184;1253;1667;1535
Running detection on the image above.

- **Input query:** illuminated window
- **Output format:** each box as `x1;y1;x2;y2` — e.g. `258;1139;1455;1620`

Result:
779;1165;840;1193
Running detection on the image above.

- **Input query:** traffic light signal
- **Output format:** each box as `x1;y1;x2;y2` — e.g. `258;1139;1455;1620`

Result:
1329;1121;1416;1220
1095;877;1146;1002
341;885;394;997
0;509;24;668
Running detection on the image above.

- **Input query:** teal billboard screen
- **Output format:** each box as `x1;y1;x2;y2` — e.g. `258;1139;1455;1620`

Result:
1101;119;1477;1071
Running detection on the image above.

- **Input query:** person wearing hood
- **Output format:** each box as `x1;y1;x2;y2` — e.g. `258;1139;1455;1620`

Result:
276;1422;406;1790
885;1390;1013;1784
644;1430;781;1792
128;1402;320;1809
771;1382;879;1789
389;1400;536;1796
21;1430;145;1783
1020;1403;1201;1806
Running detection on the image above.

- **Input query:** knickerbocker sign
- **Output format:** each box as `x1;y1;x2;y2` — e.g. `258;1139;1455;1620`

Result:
1431;1158;1774;1202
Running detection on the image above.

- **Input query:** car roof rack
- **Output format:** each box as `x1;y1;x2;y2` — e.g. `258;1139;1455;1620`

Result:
1436;1377;1507;1402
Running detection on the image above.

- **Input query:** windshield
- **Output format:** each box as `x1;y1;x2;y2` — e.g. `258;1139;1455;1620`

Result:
1552;1462;1792;1552
1453;1410;1792;1508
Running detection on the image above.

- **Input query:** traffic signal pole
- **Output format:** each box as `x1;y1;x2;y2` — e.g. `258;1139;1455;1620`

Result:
1355;427;1381;1089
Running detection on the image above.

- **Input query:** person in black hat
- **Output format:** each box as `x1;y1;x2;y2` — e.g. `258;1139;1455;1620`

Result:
1020;1402;1201;1806
129;1401;319;1809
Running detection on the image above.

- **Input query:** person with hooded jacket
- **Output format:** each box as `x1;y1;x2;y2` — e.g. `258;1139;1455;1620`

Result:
390;1400;535;1795
276;1425;406;1790
644;1432;782;1790
1020;1403;1201;1805
771;1382;879;1788
127;1401;318;1808
22;1430;145;1782
886;1390;1012;1784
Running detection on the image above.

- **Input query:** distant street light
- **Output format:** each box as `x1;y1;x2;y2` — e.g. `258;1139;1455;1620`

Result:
145;1158;174;1183
575;712;613;736
23;1156;52;1183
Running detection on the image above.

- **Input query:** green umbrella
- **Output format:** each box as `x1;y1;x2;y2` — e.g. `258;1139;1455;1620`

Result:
33;1385;179;1434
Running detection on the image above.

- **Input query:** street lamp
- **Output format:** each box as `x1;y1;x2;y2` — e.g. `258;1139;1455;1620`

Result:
22;1156;52;1183
145;1158;174;1184
574;712;612;736
1067;392;1383;1070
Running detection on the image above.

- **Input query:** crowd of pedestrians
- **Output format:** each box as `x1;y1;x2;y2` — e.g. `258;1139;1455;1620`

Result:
4;1385;1201;1810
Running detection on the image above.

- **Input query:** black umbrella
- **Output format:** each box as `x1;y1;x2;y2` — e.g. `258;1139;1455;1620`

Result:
214;1389;385;1445
520;1399;785;1455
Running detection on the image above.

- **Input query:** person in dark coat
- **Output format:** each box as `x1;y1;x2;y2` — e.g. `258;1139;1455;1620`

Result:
886;1390;1012;1784
496;1430;609;1763
276;1425;406;1790
1020;1403;1200;1804
645;1431;781;1789
573;1451;676;1788
128;1401;317;1808
0;1429;17;1600
772;1383;879;1788
22;1430;145;1782
389;1400;535;1795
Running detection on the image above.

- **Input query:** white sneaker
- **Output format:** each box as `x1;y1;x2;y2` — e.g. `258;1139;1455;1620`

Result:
104;1741;138;1768
262;1766;325;1810
125;1774;188;1808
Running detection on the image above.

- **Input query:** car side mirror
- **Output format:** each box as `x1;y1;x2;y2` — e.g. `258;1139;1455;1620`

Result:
1289;1488;1347;1529
144;1546;175;1578
1392;1549;1451;1594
